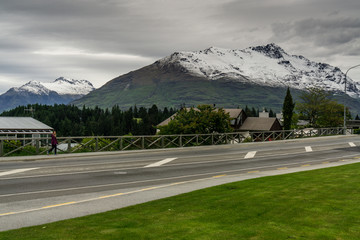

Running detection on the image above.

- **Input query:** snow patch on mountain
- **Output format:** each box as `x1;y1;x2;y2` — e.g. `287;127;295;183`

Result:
43;77;95;95
158;43;358;98
14;81;51;95
13;77;95;96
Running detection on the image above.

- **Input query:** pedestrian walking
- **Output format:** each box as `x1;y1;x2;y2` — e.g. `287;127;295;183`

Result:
48;130;58;155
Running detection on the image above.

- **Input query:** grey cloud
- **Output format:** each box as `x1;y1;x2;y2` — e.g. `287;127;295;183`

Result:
272;17;360;54
0;0;229;58
294;18;360;44
0;0;359;93
0;0;125;18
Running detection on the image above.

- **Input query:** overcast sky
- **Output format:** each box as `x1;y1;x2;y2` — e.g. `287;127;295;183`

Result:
0;0;359;94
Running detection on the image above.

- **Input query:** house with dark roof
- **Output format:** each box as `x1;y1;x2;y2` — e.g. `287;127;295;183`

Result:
239;117;282;131
157;108;248;130
157;108;282;132
224;109;247;129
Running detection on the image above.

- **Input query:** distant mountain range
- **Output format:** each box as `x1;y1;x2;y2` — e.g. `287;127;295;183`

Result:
71;43;359;113
0;77;95;113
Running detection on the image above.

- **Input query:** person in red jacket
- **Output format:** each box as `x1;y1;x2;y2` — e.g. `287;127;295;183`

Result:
48;130;58;155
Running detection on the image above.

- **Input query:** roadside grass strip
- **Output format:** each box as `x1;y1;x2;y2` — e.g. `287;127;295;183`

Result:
2;163;360;239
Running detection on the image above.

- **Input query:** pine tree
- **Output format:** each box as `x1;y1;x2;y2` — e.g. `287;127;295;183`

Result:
282;87;295;130
269;109;275;118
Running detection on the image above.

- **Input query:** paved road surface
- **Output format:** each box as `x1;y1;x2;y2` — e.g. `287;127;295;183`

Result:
1;135;360;231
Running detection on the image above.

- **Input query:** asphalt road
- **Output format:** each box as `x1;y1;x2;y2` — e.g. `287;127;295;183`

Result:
1;135;360;231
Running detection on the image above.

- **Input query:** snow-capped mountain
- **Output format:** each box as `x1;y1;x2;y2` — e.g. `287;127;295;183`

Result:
72;43;360;113
157;43;357;98
13;77;95;96
0;77;95;112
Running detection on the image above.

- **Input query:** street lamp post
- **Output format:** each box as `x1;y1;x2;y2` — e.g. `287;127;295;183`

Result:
344;64;360;134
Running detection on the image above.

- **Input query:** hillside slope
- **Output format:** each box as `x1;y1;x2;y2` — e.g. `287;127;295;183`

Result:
72;44;359;113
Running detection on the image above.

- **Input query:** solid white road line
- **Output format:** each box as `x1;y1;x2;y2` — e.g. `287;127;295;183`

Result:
349;142;356;147
244;151;257;159
144;158;178;168
0;168;38;177
305;146;313;152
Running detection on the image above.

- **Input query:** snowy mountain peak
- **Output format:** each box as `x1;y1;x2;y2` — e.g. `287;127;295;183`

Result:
54;77;75;84
11;77;95;96
0;78;95;112
250;43;286;59
13;81;51;95
157;44;358;98
45;77;95;95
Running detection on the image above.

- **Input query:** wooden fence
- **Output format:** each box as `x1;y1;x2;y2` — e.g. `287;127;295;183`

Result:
0;128;352;157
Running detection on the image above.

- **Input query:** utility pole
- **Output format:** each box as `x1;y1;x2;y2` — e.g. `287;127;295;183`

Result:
25;106;35;118
344;64;360;134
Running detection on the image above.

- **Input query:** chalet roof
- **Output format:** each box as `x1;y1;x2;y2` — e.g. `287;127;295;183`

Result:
223;109;244;119
239;117;280;131
157;113;177;127
0;117;53;135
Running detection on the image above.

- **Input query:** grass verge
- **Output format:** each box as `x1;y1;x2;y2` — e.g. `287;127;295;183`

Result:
1;163;360;239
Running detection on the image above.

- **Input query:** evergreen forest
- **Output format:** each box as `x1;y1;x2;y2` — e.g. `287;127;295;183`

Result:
0;104;273;137
0;104;176;137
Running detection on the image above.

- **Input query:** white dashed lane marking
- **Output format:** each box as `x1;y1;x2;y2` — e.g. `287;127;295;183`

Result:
244;151;257;159
305;146;313;152
0;168;38;177
144;158;178;168
349;142;356;147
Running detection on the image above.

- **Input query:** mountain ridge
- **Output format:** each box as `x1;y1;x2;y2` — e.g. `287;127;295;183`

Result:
0;77;95;113
156;43;356;97
71;43;360;113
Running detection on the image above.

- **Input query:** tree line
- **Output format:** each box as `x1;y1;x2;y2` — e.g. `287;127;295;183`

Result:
283;87;353;129
0;104;176;137
0;103;277;137
0;87;352;136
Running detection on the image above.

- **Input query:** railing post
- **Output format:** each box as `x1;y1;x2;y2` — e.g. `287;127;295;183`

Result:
120;137;123;150
0;140;3;157
179;135;183;147
95;137;99;152
67;139;71;152
36;139;40;154
142;136;145;149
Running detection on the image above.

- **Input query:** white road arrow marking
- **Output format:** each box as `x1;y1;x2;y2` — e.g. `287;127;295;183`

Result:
349;142;356;147
145;158;178;168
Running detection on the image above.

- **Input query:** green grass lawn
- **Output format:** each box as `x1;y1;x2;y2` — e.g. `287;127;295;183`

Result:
2;163;360;240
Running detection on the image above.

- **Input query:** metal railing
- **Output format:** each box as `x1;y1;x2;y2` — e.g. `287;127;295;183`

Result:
0;128;352;157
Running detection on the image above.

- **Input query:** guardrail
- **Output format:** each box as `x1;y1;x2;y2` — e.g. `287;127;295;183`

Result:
0;128;352;157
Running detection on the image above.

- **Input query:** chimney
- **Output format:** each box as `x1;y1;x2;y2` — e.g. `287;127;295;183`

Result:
259;108;269;118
